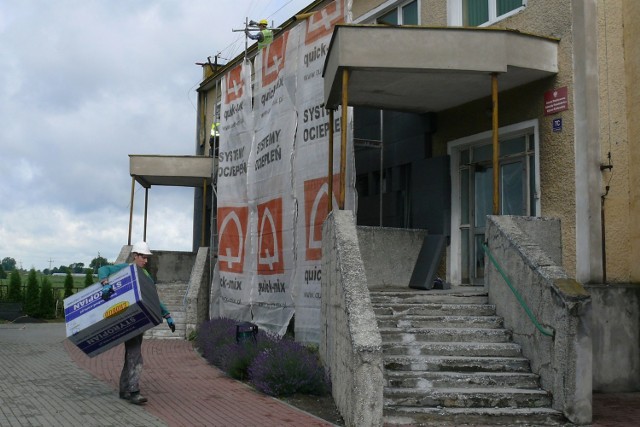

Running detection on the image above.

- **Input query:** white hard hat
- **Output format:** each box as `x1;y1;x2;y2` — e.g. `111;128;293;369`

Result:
132;241;152;256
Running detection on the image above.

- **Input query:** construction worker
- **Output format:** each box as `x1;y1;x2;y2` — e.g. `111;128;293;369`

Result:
98;241;175;405
209;121;220;156
211;121;220;139
245;19;273;49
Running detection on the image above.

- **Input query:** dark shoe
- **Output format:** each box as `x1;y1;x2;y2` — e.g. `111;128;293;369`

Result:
129;392;148;405
119;391;131;400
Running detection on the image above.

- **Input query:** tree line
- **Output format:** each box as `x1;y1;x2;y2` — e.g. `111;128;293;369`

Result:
0;255;114;320
0;255;110;278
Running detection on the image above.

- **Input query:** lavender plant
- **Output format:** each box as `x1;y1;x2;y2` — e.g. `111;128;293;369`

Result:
197;317;278;380
248;338;330;396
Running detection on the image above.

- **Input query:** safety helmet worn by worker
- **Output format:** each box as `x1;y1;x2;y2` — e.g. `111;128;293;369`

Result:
132;241;152;256
259;19;268;26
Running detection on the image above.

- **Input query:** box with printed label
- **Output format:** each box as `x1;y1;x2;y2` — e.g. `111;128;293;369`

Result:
64;265;162;357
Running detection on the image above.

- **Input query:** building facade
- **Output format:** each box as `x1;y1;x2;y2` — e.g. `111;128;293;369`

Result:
191;2;639;392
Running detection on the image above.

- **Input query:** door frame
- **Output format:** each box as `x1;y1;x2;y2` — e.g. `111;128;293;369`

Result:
447;119;540;285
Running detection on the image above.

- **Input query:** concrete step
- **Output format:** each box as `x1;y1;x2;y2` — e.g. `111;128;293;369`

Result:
384;371;541;389
377;315;504;329
144;310;186;339
373;303;497;317
382;341;522;357
373;288;564;426
370;291;489;305
383;355;531;373
383;406;567;426
379;327;513;343
384;387;552;409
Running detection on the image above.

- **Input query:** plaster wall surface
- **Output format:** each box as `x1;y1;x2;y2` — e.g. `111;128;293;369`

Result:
623;0;640;282
436;0;581;278
321;210;384;427
596;2;629;283
145;250;196;283
356;226;427;287
116;246;196;284
586;284;640;391
486;215;592;424
185;247;211;338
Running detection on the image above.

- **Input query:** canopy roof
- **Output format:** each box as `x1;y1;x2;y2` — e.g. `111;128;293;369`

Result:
129;155;213;188
323;25;559;112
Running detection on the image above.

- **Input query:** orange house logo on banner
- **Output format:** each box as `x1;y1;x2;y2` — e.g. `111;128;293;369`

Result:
303;175;340;261
217;206;249;273
257;198;284;274
225;64;244;103
261;32;289;86
304;0;344;45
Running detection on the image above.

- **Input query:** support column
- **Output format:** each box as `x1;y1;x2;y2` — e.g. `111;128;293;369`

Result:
328;109;334;212
492;73;500;215
143;187;149;242
340;68;349;209
128;177;135;245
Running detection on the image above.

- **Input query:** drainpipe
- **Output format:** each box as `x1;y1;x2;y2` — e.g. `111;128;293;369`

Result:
491;73;500;215
600;195;607;283
600;159;612;283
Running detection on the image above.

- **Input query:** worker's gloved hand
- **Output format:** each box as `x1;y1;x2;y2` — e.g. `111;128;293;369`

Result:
166;316;175;333
101;284;114;301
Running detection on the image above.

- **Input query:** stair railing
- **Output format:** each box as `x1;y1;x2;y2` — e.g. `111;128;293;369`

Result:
482;242;555;338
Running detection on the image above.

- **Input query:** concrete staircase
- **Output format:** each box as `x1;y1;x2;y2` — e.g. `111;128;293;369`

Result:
144;281;188;340
371;288;569;426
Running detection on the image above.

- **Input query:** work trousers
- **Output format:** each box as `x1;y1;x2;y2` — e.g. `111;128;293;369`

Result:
120;333;144;393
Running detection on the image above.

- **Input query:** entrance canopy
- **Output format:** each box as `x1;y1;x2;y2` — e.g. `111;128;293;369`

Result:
127;154;214;246
129;155;213;188
323;25;559;113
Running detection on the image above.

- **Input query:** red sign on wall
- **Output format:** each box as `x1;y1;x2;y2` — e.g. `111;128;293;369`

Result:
217;206;249;273
544;86;568;115
261;32;289;86
225;64;244;103
257;198;284;275
303;175;340;261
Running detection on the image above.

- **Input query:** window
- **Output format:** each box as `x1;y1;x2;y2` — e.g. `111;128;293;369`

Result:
450;0;525;27
376;1;419;25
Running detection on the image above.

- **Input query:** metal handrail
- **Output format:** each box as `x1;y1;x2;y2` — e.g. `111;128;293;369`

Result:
482;243;555;338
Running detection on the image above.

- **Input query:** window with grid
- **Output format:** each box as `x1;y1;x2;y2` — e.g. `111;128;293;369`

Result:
377;0;419;25
460;0;524;26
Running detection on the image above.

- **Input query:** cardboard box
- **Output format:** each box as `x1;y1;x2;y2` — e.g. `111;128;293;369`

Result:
64;265;162;357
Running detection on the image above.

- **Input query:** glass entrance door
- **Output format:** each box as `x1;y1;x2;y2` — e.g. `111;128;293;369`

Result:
458;134;534;285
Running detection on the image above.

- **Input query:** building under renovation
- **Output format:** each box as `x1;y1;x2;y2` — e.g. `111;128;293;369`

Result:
127;1;640;425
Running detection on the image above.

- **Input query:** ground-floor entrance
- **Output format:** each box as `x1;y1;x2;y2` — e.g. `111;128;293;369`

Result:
449;120;540;285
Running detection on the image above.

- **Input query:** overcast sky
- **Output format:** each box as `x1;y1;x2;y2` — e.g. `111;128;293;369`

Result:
0;0;312;271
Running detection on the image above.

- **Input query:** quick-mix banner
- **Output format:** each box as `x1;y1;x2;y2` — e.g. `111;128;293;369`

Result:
212;60;254;321
250;28;298;336
292;0;348;343
213;0;353;342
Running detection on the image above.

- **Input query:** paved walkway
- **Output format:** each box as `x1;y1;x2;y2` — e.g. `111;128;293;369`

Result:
2;322;640;426
0;323;333;427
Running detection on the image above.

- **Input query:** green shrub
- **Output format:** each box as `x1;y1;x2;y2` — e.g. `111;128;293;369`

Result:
63;272;74;298
24;269;40;317
39;277;55;319
8;270;22;302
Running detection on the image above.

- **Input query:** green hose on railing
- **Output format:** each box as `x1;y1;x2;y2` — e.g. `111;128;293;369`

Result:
482;243;555;338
